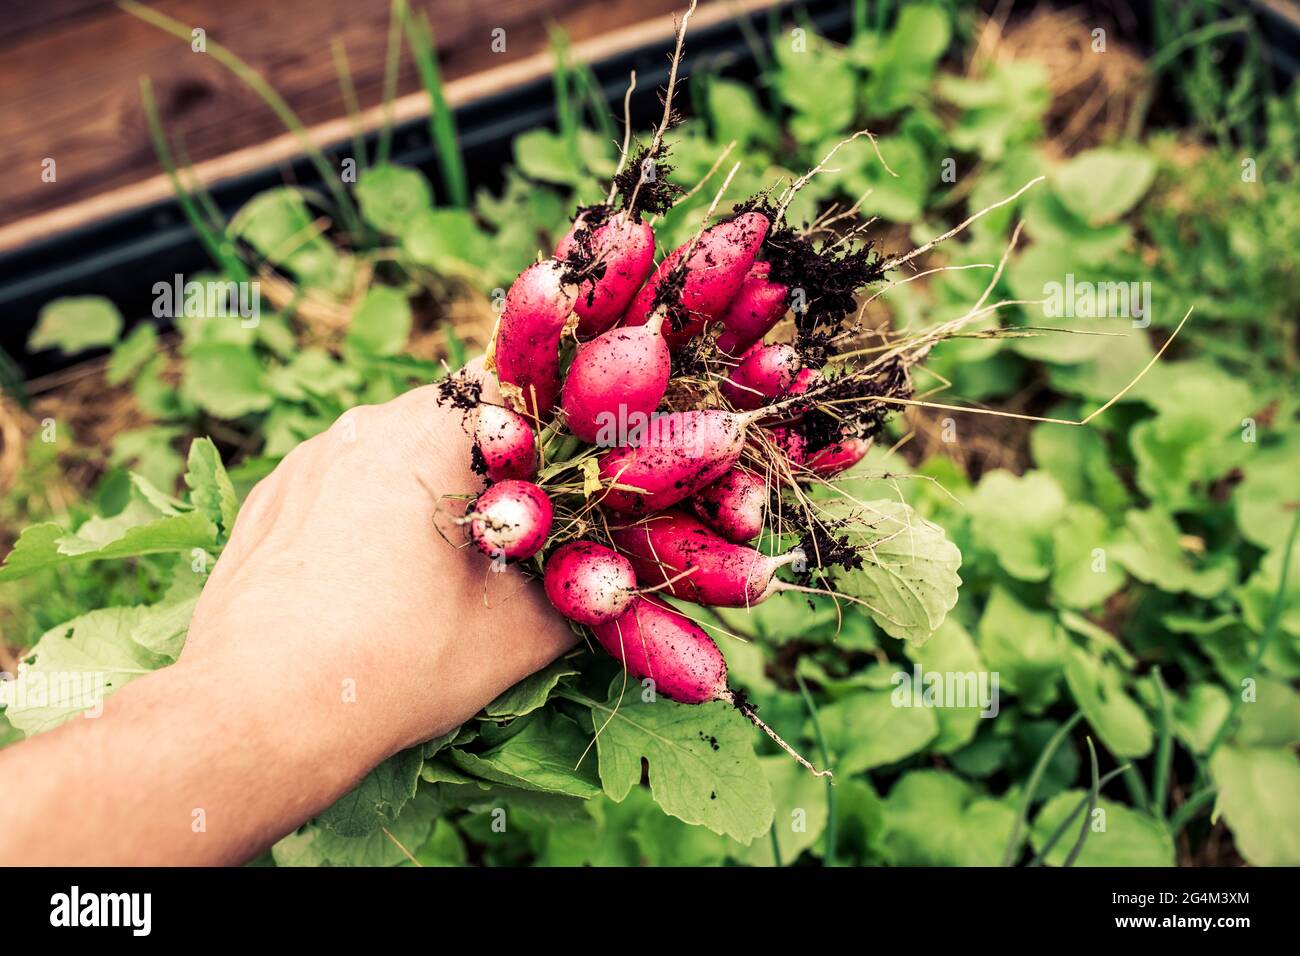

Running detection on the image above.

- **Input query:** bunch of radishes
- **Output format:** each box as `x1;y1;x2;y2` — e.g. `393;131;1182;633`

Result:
442;147;915;775
438;9;917;776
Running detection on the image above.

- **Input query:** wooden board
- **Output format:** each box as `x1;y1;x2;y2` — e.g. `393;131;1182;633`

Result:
0;0;773;251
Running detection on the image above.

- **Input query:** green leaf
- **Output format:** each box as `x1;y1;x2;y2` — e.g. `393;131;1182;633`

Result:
941;60;1049;161
822;498;962;644
402;208;493;279
586;691;774;843
230;188;355;296
1022;191;1133;264
1208;746;1300;866
274;792;437;867
0;497;217;583
833;133;930;222
512;129;580;185
1051;503;1126;609
181;343;273;418
265;348;359;402
4;602;189;735
1063;646;1153;758
863;5;951;118
356;164;434;235
1234;677;1300;747
967;470;1066;581
346;285;412;356
707;79;775;150
316;748;424;837
447;711;600;798
773;38;856;143
1110;509;1237;598
484;659;579;719
812;689;938;773
903;616;988;753
1173;684;1231;753
1236;536;1300;639
1006;245;1135;363
977;587;1064;711
1030;423;1130;514
106;323;160;384
183;437;240;536
414;818;468;867
110;426;185;492
1234;432;1300;549
734;756;829;866
1030;791;1173;866
29;297;123;354
1052;148;1157;224
881;770;1017;866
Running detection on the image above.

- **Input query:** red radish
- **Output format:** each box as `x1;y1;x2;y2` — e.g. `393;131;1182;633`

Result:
543;541;636;625
560;316;671;444
472;403;537;481
721;342;802;410
611;510;802;607
494;259;577;420
598;409;749;515
768;425;808;467
591;594;831;776
623;212;770;349
592;594;727;704
692;467;767;543
806;437;873;477
715;262;790;356
787;367;819;395
467;479;552;561
555;210;655;339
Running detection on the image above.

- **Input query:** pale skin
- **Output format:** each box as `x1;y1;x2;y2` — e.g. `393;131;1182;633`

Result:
0;361;574;865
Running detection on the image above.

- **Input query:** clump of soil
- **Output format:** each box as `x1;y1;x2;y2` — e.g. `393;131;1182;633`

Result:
781;354;914;453
611;139;686;220
435;372;483;413
558;203;612;291
797;519;865;576
732;196;885;336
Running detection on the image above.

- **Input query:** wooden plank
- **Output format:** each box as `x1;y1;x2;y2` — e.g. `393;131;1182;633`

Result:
2;0;774;250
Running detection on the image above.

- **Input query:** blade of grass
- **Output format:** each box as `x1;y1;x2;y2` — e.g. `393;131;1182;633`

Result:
375;0;407;166
795;673;835;867
1201;508;1300;776
1063;739;1101;867
768;825;783;868
1122;763;1151;813
331;38;368;171
573;60;616;148
1028;764;1129;867
1000;710;1081;866
549;27;582;172
405;10;468;207
1169;785;1218;834
1151;666;1173;821
140;78;249;283
172;138;239;250
444;325;467;371
121;0;362;236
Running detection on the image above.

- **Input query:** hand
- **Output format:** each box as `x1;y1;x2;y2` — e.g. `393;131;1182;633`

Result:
184;358;574;754
0;361;574;865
